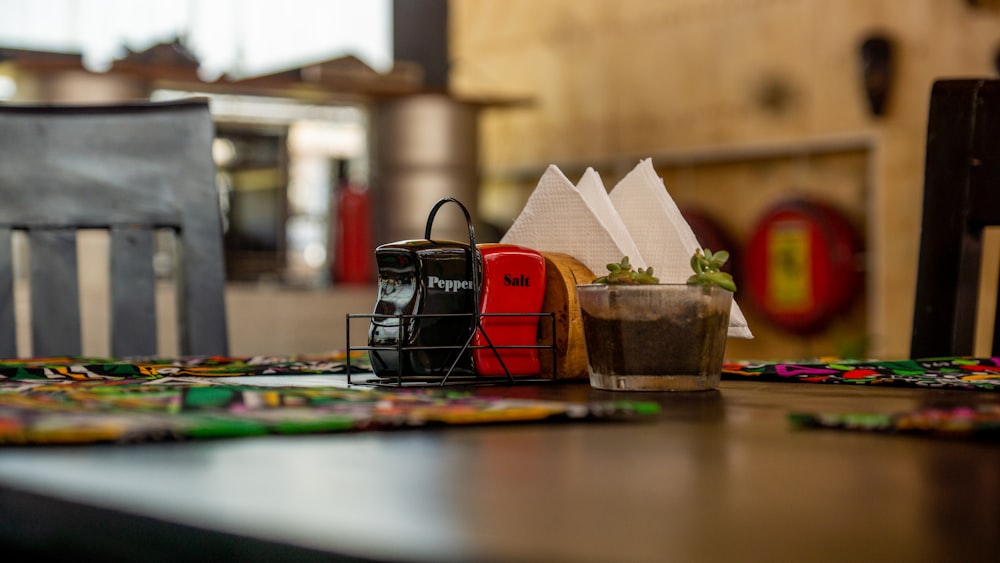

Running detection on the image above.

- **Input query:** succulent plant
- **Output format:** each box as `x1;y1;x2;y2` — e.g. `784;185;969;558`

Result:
592;256;659;285
592;249;736;291
687;248;736;292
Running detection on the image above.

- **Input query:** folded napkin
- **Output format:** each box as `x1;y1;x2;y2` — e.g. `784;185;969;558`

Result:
500;164;644;273
609;159;752;338
501;159;753;339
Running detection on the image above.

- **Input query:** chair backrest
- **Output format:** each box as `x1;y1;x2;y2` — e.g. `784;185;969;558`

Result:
911;79;1000;358
0;99;229;358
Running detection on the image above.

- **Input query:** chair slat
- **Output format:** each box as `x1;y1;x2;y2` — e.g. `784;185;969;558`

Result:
0;228;16;357
175;236;229;357
110;226;157;357
29;229;81;357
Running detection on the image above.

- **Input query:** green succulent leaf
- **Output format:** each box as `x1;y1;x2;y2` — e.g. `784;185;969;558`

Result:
690;253;701;274
686;248;737;292
592;256;658;285
703;271;736;292
593;249;734;291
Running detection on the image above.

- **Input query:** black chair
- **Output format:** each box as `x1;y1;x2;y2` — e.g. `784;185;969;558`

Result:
0;99;229;358
911;79;1000;357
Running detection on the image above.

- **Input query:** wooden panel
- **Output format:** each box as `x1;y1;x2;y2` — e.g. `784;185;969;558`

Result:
0;228;15;358
110;226;157;357
452;0;1000;358
28;229;81;357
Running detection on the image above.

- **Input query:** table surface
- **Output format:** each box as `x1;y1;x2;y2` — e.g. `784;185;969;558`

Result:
0;379;998;562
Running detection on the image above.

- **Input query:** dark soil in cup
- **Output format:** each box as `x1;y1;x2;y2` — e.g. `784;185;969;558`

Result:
580;307;729;376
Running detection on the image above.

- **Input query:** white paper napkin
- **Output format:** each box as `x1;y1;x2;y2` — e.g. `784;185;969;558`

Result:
575;167;645;268
609;159;753;339
500;164;644;275
501;160;753;339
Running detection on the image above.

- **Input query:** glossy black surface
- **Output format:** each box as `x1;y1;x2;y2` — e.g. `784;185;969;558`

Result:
369;240;477;377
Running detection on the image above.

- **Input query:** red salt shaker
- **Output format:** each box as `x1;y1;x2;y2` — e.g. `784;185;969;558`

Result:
474;243;547;376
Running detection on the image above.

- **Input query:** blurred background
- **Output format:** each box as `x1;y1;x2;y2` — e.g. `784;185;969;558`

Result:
2;0;999;360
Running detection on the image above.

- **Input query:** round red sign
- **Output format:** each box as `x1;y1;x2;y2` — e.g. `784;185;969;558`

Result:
743;199;863;333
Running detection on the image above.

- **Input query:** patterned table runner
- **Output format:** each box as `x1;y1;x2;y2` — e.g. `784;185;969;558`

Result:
2;355;999;391
788;404;1000;439
722;357;1000;391
3;355;999;445
721;357;1000;438
0;354;660;446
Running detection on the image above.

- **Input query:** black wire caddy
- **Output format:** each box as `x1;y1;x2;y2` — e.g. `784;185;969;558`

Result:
346;197;556;387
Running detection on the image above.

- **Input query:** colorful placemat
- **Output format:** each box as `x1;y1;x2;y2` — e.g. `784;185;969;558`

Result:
723;357;1000;391
0;353;369;382
0;355;660;446
4;354;1000;446
7;355;1000;391
789;404;1000;440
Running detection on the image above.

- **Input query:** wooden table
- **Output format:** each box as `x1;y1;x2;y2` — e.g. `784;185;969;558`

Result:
0;379;997;562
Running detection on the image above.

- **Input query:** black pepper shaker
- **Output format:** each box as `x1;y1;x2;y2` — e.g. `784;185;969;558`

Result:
368;238;477;377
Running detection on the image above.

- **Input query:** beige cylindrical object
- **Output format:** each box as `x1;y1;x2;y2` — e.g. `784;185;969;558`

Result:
538;252;595;380
373;94;479;245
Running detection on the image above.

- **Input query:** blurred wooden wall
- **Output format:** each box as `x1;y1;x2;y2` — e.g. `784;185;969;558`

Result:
451;0;1000;360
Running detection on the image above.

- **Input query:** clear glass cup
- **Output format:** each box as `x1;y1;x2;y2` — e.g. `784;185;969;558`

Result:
576;283;733;391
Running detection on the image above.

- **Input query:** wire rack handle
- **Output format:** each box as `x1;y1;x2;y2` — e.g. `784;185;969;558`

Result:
423;197;480;302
